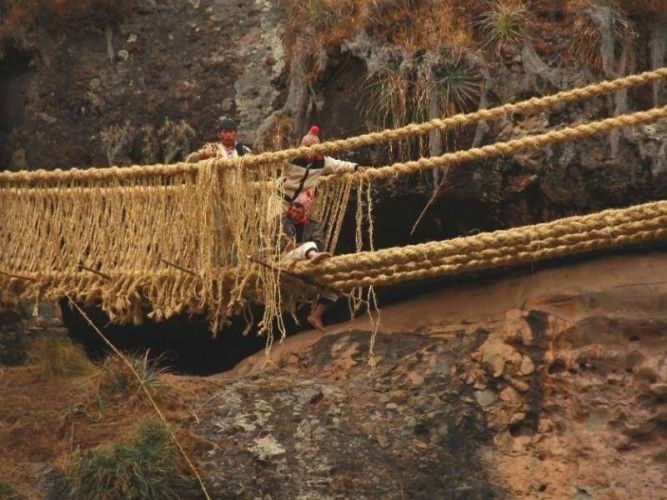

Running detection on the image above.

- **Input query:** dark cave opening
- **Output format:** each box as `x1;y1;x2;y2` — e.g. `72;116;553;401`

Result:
0;43;33;168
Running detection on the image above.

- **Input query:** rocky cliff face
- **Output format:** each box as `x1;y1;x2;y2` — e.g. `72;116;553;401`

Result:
1;3;666;497
0;0;286;168
1;252;665;498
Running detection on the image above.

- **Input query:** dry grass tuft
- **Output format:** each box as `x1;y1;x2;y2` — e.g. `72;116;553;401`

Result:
359;51;481;159
475;1;528;54
99;351;167;397
36;336;96;378
564;0;637;73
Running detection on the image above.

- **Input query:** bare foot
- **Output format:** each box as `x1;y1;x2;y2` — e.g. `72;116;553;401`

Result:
309;251;332;264
307;314;325;332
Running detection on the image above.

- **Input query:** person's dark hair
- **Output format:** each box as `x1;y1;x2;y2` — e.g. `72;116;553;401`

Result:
218;116;237;131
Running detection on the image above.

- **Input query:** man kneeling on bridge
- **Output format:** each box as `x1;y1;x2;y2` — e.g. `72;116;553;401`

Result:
282;189;336;332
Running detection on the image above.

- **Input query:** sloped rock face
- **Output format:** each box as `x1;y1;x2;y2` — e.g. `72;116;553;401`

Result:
196;330;499;499
483;293;667;498
193;253;666;498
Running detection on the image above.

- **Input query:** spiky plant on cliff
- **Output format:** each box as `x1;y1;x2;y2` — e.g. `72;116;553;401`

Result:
476;1;527;54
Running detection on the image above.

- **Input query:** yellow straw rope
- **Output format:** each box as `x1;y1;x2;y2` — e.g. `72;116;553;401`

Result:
1;68;666;334
4;200;665;307
293;200;667;289
322;106;667;183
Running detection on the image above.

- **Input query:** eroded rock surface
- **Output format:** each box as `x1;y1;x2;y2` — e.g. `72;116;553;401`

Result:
194;253;667;498
196;331;496;498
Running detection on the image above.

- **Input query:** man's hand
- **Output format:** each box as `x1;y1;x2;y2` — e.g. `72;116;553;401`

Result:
202;148;216;159
355;165;368;173
307;250;332;263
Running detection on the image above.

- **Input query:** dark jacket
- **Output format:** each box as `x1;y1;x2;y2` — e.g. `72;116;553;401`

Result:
281;214;325;252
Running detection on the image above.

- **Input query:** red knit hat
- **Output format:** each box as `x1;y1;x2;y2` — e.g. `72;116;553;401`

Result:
300;127;321;147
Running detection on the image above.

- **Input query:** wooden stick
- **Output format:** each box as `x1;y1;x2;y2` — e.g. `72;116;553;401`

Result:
160;258;198;277
0;269;38;282
249;257;349;299
77;263;111;281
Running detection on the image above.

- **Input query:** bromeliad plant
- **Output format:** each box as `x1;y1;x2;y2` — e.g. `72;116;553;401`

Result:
476;1;527;54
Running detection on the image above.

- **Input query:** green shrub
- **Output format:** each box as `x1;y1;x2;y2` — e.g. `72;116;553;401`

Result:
0;482;25;500
476;1;527;53
67;420;186;500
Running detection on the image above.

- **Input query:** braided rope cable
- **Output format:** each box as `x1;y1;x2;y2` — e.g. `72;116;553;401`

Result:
1;67;665;185
321;219;666;284
291;200;667;289
3;201;665;300
322;106;667;183
299;202;666;274
322;219;667;286
328;228;667;289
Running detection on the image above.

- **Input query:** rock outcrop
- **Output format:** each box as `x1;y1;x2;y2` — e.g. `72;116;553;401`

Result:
192;252;667;498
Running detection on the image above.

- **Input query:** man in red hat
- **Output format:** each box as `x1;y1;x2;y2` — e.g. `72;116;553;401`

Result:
186;117;251;162
281;188;336;331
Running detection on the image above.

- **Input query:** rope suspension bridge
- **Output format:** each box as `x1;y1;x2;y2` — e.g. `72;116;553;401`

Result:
2;67;667;500
1;67;667;337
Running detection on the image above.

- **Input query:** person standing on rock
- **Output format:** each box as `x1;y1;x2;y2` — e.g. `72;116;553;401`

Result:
281;188;336;331
281;125;364;206
186;116;251;162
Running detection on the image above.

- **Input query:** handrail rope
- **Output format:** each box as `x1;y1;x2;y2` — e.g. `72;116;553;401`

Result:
321;106;667;183
3;104;666;197
1;67;665;185
5;104;666;202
